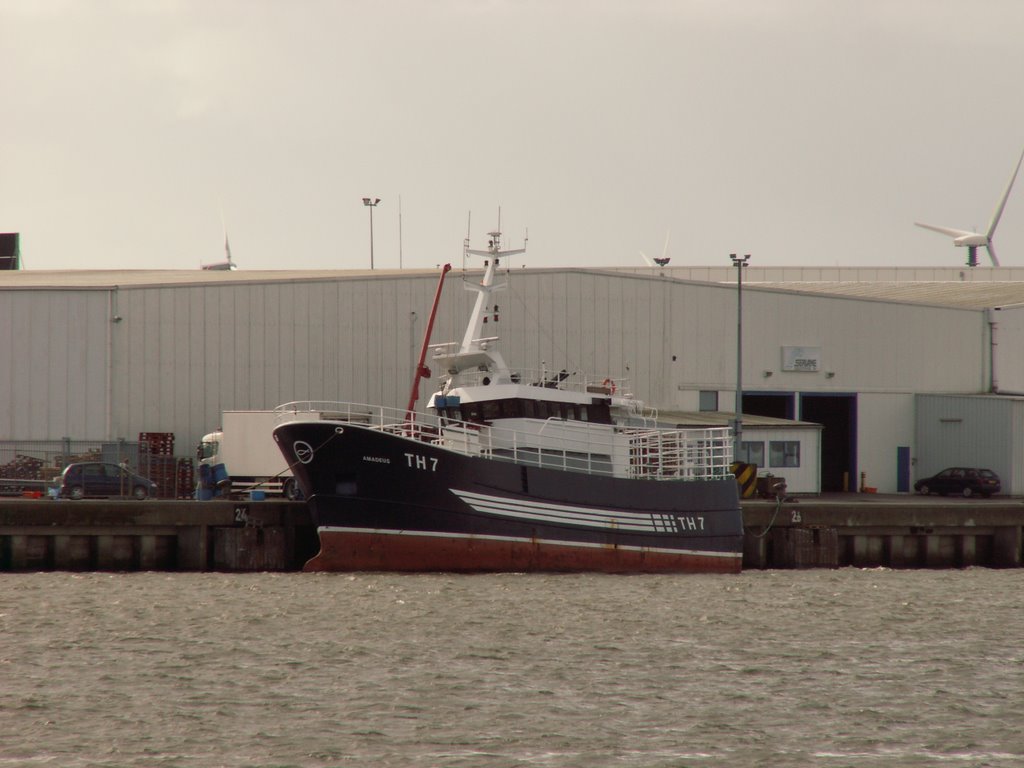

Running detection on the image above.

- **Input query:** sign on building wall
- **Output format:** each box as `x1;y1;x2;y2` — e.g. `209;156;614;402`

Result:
781;346;821;372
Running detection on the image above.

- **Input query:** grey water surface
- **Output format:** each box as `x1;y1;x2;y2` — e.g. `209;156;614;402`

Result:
2;568;1022;767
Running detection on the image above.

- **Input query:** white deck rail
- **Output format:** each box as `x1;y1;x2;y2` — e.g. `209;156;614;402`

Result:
276;401;734;481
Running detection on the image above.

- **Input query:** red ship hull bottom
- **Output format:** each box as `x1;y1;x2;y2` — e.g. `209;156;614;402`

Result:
304;527;742;574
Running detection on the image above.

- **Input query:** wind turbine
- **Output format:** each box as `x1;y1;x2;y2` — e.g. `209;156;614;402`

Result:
915;148;1024;267
640;230;671;268
201;210;237;271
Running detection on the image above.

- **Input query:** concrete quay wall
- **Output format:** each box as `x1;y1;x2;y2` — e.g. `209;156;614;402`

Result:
0;499;317;572
2;496;1023;572
743;496;1024;569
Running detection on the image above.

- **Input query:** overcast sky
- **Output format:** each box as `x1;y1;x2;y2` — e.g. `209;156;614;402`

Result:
2;0;1023;272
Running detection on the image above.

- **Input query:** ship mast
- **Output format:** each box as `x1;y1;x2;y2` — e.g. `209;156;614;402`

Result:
461;230;523;354
426;228;526;390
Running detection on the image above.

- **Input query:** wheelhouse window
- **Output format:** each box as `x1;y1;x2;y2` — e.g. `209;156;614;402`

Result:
452;398;612;425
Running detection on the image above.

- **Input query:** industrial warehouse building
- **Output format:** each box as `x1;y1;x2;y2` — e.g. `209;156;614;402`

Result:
3;263;1024;495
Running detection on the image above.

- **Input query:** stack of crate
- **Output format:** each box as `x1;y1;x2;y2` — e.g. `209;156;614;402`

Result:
176;458;195;499
139;432;176;498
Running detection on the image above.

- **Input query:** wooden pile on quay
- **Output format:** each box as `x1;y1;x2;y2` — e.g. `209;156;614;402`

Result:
0;454;44;480
146;456;195;499
57;449;102;466
0;454;51;496
139;432;194;499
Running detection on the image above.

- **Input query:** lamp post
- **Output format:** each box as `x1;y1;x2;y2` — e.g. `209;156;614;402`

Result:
730;253;750;458
362;197;380;269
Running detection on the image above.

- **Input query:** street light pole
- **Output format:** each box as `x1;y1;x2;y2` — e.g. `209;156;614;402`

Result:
730;253;750;458
362;197;380;269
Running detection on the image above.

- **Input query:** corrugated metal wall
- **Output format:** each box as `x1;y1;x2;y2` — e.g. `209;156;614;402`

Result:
991;305;1024;394
916;394;1024;494
0;289;110;439
0;269;996;469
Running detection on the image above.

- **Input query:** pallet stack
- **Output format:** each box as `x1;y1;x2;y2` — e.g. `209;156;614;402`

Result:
176;458;195;499
139;432;174;456
139;432;176;498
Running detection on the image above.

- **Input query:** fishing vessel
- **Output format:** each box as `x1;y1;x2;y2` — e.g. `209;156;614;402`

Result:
273;231;743;573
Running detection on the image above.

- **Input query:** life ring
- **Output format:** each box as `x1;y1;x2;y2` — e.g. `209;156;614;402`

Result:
602;378;617;394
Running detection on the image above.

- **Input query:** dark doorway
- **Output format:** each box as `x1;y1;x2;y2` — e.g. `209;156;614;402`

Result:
0;233;19;270
742;393;794;420
897;446;911;493
801;394;857;493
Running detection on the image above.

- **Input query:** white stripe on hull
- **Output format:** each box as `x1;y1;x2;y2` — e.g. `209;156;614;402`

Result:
318;525;738;560
450;488;703;533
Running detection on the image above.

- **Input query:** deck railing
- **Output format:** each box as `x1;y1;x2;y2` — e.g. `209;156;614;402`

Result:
276;401;734;481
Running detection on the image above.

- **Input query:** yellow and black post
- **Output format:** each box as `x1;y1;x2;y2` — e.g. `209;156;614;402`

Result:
731;462;757;499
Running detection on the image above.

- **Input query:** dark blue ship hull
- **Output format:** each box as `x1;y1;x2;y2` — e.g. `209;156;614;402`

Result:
274;420;743;573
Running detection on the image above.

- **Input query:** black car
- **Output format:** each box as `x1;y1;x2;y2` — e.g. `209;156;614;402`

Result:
58;462;158;500
914;467;1000;498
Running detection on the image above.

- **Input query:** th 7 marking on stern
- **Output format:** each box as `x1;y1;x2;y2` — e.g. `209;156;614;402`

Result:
651;514;705;532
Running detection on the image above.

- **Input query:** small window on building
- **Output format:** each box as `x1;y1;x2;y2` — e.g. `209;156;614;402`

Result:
699;390;719;412
769;441;800;468
738;441;764;467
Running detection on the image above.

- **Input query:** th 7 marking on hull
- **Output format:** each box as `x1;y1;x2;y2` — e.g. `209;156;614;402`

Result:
405;453;438;472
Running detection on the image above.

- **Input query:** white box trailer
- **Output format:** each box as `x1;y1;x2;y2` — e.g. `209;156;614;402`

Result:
197;410;316;499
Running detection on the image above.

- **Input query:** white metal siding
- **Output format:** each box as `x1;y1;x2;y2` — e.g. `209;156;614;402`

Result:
0;289;109;440
857;393;916;493
990;305;1024;394
740;290;985;395
915;394;1022;494
0;269;1006;478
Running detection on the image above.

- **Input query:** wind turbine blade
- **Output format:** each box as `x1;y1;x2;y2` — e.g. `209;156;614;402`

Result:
986;243;1001;267
639;251;655;267
661;230;671;260
986;148;1024;238
914;222;974;238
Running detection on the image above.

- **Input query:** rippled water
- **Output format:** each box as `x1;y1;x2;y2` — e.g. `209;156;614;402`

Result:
2;568;1023;767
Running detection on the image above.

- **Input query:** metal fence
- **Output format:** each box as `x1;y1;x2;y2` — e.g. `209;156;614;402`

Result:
0;438;195;499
